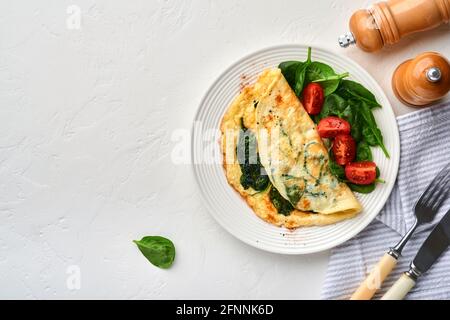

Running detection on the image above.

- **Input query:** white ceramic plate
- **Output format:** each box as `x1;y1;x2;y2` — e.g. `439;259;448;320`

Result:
192;44;399;254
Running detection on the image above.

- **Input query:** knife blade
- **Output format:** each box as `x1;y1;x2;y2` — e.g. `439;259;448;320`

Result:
413;209;450;275
382;208;450;300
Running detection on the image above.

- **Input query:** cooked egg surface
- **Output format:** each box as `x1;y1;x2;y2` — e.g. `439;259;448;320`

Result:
220;69;362;228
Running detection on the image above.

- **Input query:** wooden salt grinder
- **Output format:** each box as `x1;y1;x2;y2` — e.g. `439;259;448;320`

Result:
338;0;450;52
392;52;450;106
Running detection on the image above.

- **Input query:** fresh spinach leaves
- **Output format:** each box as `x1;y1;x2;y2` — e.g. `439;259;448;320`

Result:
315;93;347;121
279;61;301;88
279;47;348;97
356;141;373;161
327;150;345;181
237;120;270;191
133;236;175;269
269;186;294;216
348;183;376;194
307;61;349;96
359;102;390;158
279;47;312;97
293;47;312;96
336;80;381;109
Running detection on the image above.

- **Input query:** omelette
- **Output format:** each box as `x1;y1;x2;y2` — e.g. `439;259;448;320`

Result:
220;68;362;228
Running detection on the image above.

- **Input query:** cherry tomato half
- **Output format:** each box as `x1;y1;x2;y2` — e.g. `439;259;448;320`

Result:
302;83;324;115
317;116;351;138
332;134;356;166
345;161;377;185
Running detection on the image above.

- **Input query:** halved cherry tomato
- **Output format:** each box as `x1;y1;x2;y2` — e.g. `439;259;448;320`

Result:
317;116;351;138
302;83;324;115
345;161;377;185
332;134;356;166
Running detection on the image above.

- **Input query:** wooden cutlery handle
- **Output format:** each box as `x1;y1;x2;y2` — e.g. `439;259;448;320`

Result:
350;253;398;300
381;273;416;300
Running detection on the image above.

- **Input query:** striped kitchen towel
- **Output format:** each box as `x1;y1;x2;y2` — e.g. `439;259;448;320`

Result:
322;100;450;300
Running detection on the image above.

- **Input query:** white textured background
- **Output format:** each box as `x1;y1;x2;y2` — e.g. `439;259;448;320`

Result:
1;0;449;299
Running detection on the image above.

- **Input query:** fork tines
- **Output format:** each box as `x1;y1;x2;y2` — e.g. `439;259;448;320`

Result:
417;162;450;213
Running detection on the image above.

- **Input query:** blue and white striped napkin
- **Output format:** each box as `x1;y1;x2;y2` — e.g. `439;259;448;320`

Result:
322;100;450;300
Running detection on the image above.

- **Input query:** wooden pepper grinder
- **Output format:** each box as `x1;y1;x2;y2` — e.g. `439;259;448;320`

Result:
392;51;450;106
338;0;450;52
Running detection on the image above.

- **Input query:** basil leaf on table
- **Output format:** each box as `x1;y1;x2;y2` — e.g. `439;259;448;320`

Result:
356;141;373;161
336;80;381;109
133;236;175;269
359;102;390;158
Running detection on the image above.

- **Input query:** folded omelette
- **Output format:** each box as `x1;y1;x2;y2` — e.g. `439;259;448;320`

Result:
220;68;362;228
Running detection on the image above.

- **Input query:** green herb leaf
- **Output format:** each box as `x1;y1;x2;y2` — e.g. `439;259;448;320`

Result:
305;61;348;96
305;61;335;82
279;61;301;89
348;183;376;194
269;186;294;216
336;80;381;109
294;62;310;96
359;102;390;158
237;119;270;191
305;60;348;96
344;100;363;142
313;72;349;83
315;93;347;122
133;236;175;269
356;141;373;161
328;151;346;180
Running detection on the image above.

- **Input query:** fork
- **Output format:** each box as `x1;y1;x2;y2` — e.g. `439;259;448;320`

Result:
350;162;450;300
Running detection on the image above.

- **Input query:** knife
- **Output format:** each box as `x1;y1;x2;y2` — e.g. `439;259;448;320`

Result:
381;208;450;300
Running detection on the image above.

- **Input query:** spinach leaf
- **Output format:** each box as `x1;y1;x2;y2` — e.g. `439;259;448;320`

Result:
348;183;376;194
328;151;346;180
269;186;294;216
359;102;390;158
315;93;347;122
356;141;373;161
293;62;310;96
237;120;270;191
314;77;348;97
329;160;345;180
279;61;301;89
133;236;175;269
313;72;349;83
286;184;303;207
336;80;381;109
340;101;362;142
305;61;348;96
291;47;312;96
305;61;335;83
362;126;379;146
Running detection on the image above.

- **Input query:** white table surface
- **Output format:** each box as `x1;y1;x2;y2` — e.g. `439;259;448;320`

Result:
1;0;449;299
